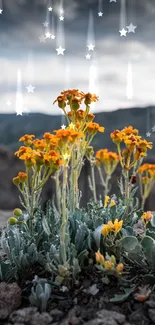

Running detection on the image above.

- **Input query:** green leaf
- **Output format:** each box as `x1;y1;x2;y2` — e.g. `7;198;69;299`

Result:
110;287;135;303
93;225;103;249
119;236;139;251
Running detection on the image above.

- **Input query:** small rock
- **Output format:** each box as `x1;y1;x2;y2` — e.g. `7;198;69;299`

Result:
129;307;147;325
30;312;53;325
0;282;21;319
9;307;38;323
148;309;155;323
97;309;126;324
145;300;155;308
50;308;64;320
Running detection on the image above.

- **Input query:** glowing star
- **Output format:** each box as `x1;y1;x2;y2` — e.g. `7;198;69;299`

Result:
126;23;137;33
98;12;103;17
63;153;70;160
146;132;151;137
152;126;155;132
43;21;49;27
85;54;91;60
0;9;3;14
119;28;127;36
39;35;46;43
69;123;75;129
45;32;51;39
61;124;66;129
26;84;35;93
87;44;95;51
6;100;11;106
56;46;65;55
48;7;53;11
16;110;23;116
110;0;116;2
59;16;64;21
51;34;56;40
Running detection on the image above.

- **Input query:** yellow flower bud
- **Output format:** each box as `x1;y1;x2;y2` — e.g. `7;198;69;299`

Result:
12;177;20;185
104;260;113;271
13;208;23;217
111;255;116;265
104;196;110;208
110;200;115;207
101;224;109;236
95;250;105;265
116;263;124;275
8;217;18;225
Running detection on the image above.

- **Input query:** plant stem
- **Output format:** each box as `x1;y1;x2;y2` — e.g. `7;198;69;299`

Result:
90;162;97;202
61;164;68;264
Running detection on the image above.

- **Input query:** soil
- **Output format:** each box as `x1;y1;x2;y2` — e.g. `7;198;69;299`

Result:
1;267;155;325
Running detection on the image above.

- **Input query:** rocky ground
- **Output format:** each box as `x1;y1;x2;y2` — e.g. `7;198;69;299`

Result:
1;273;155;325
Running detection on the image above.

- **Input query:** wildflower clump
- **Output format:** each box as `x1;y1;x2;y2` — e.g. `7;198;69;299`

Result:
101;219;123;236
95;251;124;275
95;149;120;196
138;164;155;210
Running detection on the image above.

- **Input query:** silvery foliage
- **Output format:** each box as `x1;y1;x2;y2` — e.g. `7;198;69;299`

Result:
29;275;52;312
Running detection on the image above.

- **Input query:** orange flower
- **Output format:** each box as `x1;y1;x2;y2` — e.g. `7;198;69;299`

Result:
138;139;153;152
19;134;35;145
43;132;53;143
83;92;99;105
86;122;105;134
95;250;105;265
33;139;47;150
110;130;123;144
142;211;153;225
87;113;95;122
122;126;139;136
116;263;124;275
18;172;28;182
14;146;32;158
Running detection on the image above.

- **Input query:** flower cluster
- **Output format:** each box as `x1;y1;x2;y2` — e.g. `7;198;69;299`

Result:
104;195;116;208
110;126;153;170
138;164;155;210
95;149;120;175
95;251;124;275
102;219;123;236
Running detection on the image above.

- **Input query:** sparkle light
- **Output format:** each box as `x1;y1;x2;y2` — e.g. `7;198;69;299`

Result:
15;69;24;116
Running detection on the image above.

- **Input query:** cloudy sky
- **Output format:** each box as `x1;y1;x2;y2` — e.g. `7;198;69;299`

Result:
0;0;155;116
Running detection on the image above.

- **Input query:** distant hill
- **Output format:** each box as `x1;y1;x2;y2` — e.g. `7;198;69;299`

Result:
0;106;155;154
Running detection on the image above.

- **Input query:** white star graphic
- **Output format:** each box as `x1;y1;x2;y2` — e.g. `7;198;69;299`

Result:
48;7;53;11
119;28;127;36
43;21;49;27
126;23;137;33
6;100;11;106
45;32;51;39
146;132;151;137
0;9;3;14
51;34;56;40
59;16;64;21
85;54;91;60
110;0;116;2
23;108;30;115
39;35;46;43
61;124;66;129
98;12;103;17
16;110;23;116
152;126;155;132
56;46;65;55
87;44;95;51
26;84;35;93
